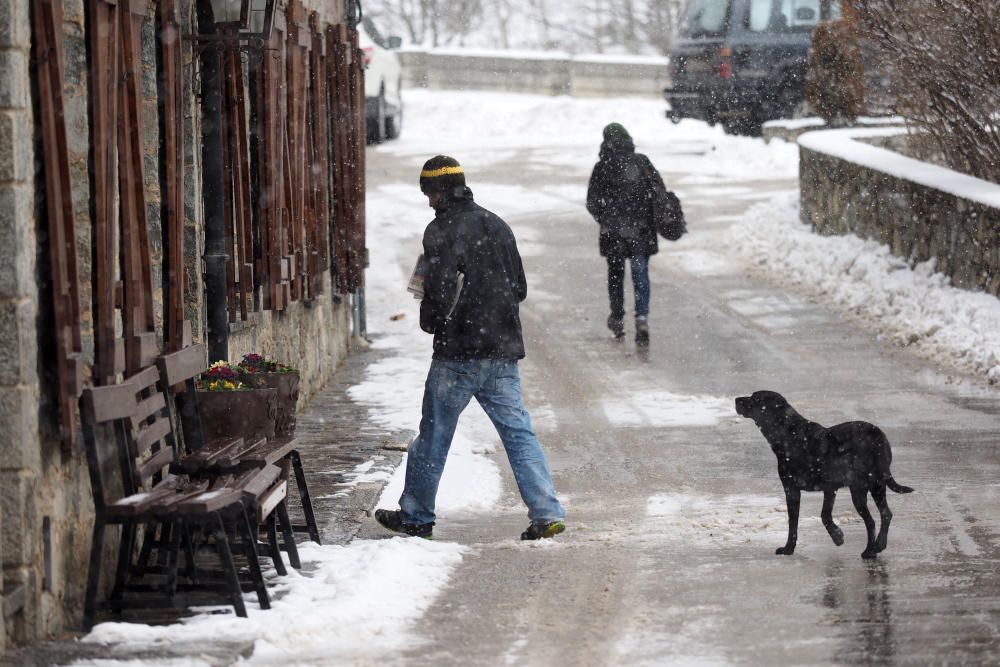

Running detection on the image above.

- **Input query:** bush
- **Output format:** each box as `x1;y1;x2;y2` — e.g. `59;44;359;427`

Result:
806;16;866;126
851;0;1000;183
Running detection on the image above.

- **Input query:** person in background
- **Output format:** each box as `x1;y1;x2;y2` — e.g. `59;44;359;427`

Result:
375;155;566;541
586;122;665;346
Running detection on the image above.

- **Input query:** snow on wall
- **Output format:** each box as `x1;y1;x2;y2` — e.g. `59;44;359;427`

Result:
799;127;1000;298
799;127;1000;209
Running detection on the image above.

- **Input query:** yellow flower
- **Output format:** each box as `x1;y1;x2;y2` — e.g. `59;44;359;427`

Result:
209;360;230;370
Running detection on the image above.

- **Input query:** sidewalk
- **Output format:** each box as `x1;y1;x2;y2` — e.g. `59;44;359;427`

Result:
1;340;407;667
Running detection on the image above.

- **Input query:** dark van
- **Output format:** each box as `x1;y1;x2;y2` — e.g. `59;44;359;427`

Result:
664;0;841;135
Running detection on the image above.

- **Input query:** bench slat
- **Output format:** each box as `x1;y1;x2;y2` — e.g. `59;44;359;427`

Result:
131;391;167;427
173;486;244;515
126;365;161;394
134;446;174;486
256;481;288;523
133;416;173;457
83;384;139;423
158;344;208;386
179;436;246;473
238;464;284;501
107;475;182;517
239;436;297;467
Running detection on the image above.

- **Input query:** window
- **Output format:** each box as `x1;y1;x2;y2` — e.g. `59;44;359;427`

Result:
679;0;732;37
362;17;387;49
747;0;824;33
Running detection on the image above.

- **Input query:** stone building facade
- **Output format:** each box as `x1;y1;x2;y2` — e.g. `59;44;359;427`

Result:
0;0;366;651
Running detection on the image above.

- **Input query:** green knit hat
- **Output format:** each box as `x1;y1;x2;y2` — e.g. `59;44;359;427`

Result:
419;155;466;194
603;122;631;142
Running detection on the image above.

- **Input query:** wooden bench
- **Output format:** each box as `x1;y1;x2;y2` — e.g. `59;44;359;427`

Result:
159;345;321;547
158;345;303;568
80;375;271;628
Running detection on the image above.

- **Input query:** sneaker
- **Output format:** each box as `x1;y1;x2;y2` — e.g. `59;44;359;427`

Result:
520;520;566;541
607;315;625;339
635;316;649;346
374;509;434;539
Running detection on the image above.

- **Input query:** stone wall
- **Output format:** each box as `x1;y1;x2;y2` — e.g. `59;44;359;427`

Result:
399;49;670;98
0;0;39;650
800;128;1000;297
0;0;357;651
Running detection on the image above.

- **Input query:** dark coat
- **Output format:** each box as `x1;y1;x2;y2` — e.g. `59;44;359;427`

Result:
586;138;660;258
420;187;527;360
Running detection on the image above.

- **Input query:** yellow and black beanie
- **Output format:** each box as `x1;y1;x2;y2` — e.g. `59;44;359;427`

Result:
419;155;466;194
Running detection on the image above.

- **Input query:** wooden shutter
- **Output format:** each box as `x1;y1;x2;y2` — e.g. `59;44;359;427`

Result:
87;0;125;384
31;0;84;446
251;11;290;310
307;12;331;299
158;0;188;349
221;40;254;321
345;23;366;292
118;0;157;374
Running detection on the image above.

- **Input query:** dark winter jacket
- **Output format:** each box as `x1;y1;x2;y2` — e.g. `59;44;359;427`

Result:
420;187;527;360
586;137;660;258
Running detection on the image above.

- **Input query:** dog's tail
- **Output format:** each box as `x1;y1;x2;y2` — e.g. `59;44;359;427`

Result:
873;426;913;494
886;475;914;494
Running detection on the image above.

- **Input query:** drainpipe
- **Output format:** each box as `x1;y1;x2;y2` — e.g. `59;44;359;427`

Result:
353;287;367;339
198;4;229;362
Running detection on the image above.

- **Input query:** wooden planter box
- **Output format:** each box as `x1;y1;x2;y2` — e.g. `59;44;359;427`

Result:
197;387;278;444
239;371;300;437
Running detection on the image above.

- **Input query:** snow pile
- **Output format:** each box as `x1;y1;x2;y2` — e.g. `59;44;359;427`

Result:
728;192;1000;382
76;539;467;666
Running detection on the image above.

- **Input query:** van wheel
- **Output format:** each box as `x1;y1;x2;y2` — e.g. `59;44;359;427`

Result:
723;113;762;137
777;83;810;120
386;102;403;139
367;89;387;144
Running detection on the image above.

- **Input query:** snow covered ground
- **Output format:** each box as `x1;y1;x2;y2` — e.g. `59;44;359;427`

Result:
729;193;1000;383
73;88;1000;665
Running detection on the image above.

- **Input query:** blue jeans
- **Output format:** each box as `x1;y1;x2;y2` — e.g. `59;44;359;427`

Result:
607;255;650;319
399;359;565;526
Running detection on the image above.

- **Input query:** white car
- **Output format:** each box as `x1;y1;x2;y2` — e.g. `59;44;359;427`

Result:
359;16;403;143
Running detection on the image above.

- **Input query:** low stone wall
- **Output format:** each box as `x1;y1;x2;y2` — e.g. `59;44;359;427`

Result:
799;127;1000;296
399;49;670;98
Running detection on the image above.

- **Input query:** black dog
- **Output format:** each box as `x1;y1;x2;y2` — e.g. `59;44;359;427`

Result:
735;390;913;559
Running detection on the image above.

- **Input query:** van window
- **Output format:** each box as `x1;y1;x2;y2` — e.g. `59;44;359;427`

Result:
362;16;388;48
747;0;823;32
679;0;732;37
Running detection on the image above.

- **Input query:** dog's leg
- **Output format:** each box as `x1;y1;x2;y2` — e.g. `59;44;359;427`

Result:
821;490;844;546
777;487;800;555
850;486;878;559
871;485;892;553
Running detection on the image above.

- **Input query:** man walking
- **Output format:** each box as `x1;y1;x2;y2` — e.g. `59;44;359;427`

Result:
375;156;566;541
